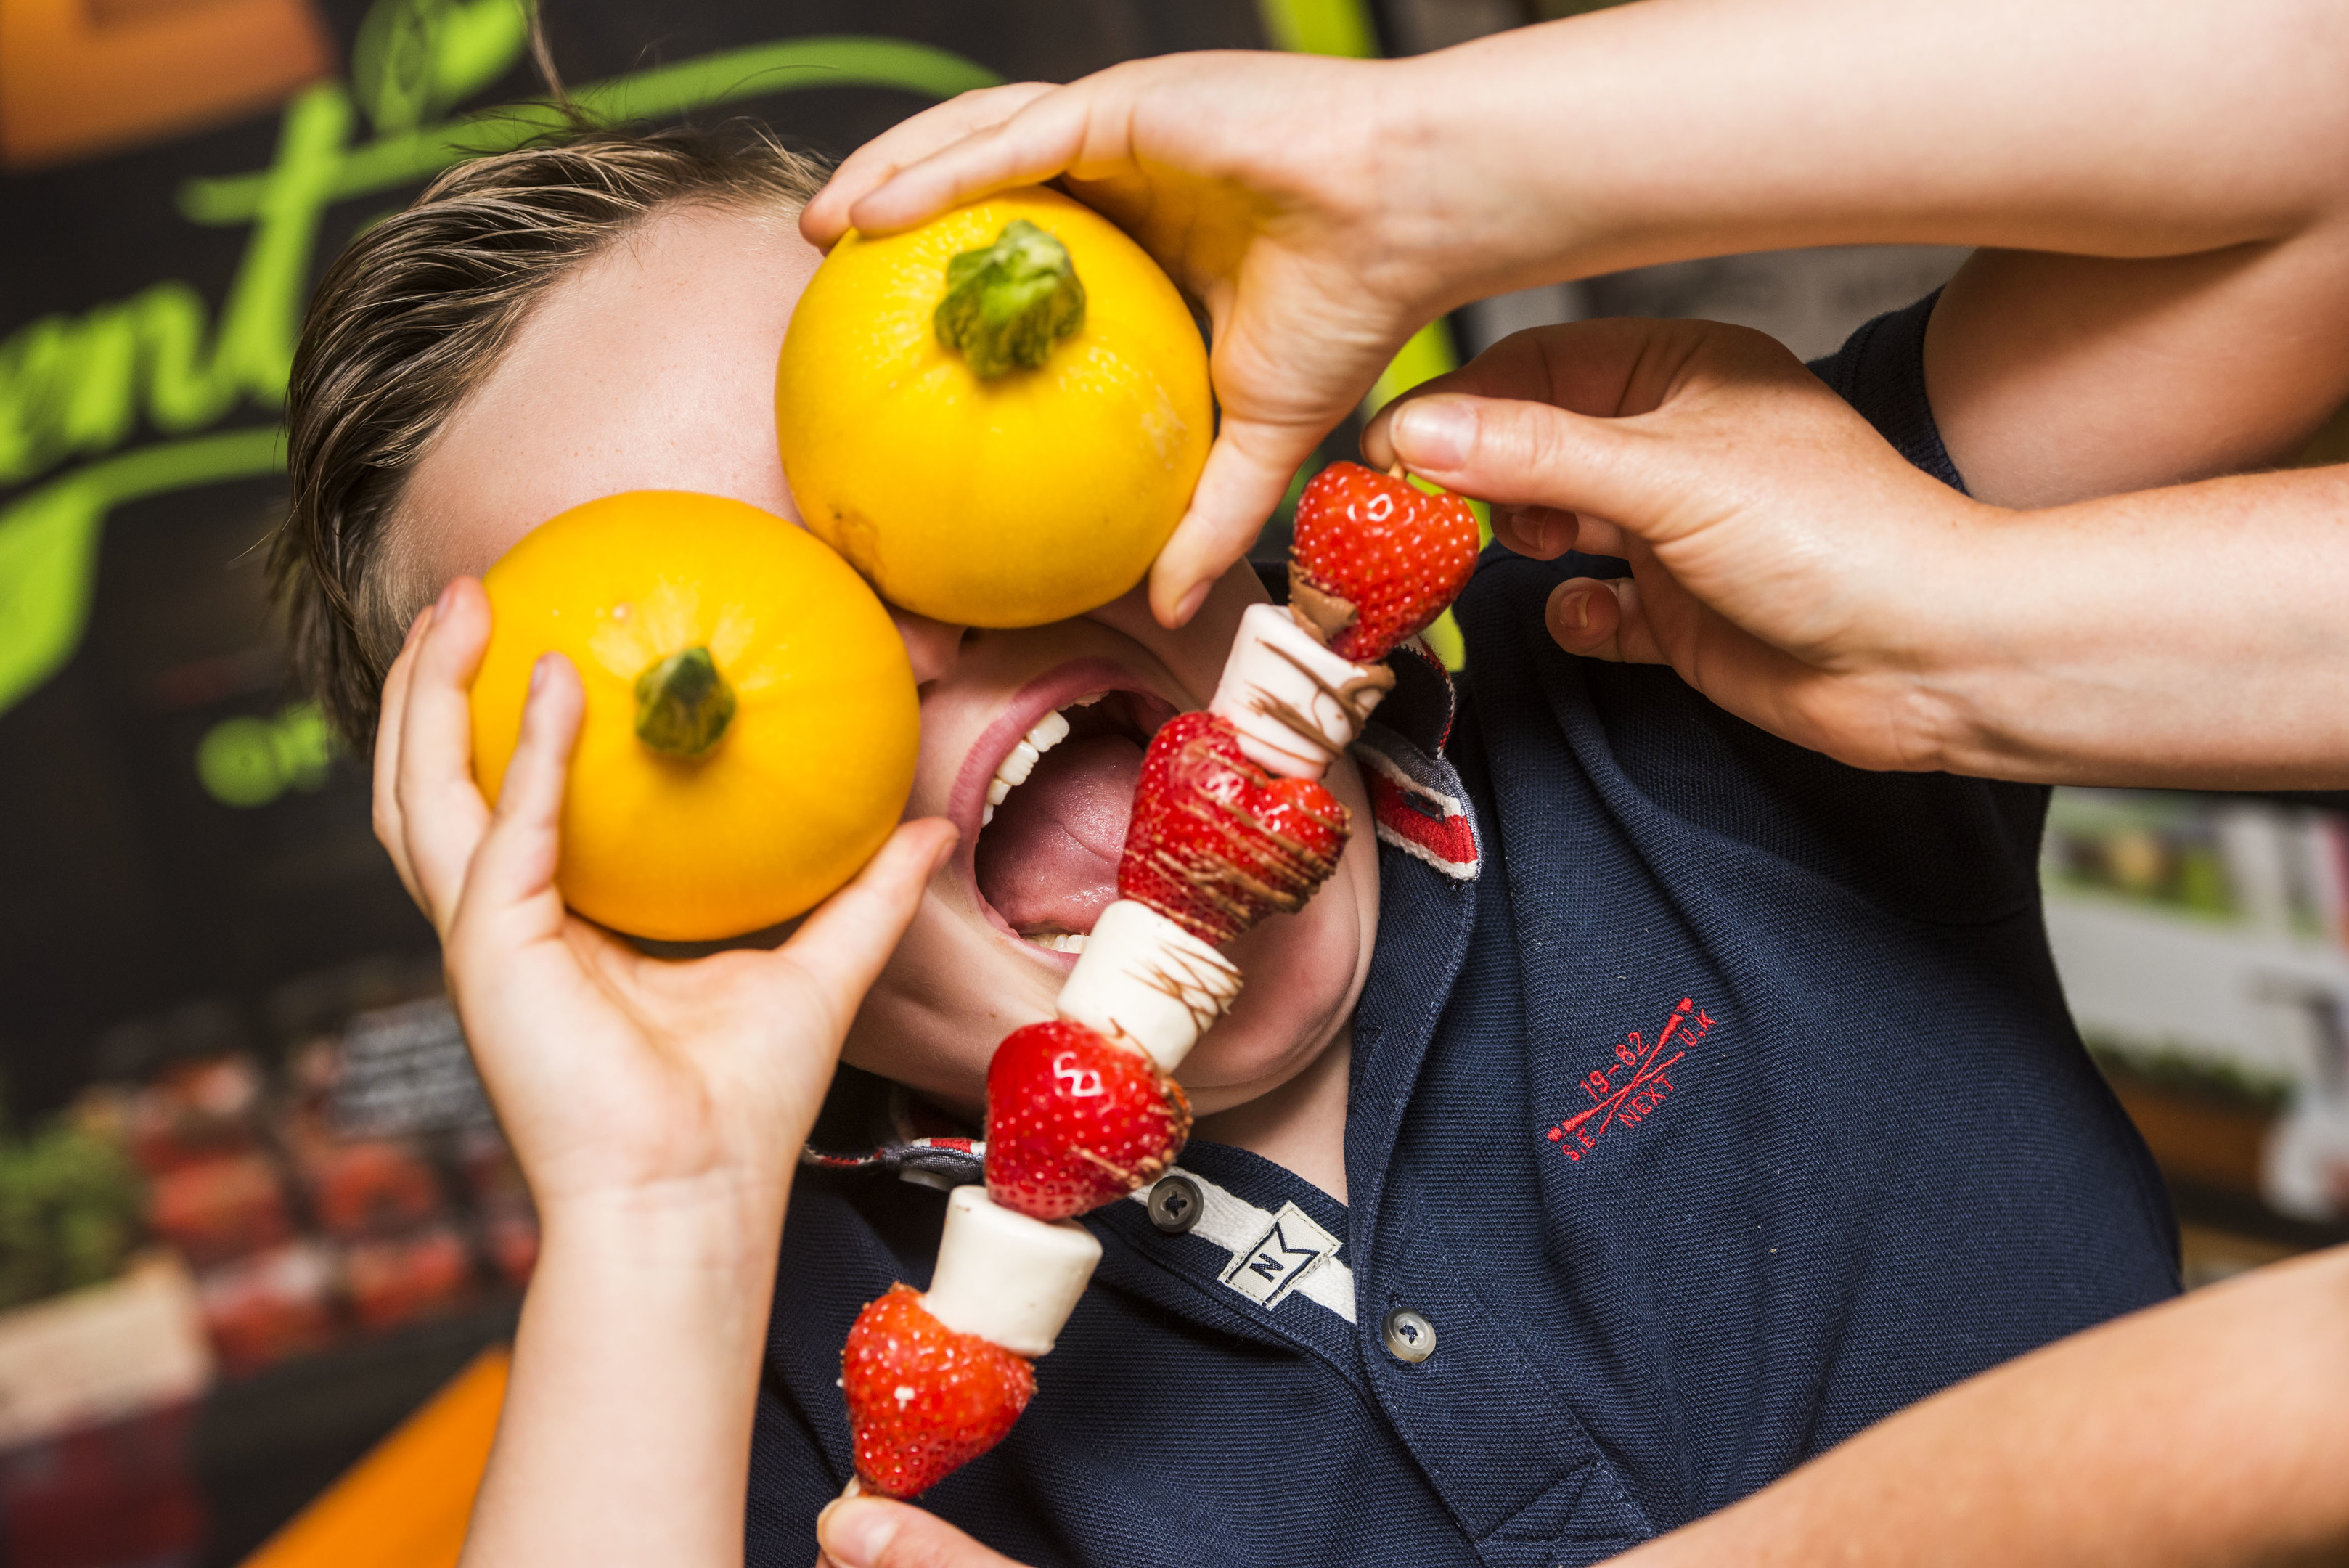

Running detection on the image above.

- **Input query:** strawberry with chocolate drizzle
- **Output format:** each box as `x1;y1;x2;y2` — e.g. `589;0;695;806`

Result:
986;1020;1192;1219
1289;461;1480;661
1116;711;1352;947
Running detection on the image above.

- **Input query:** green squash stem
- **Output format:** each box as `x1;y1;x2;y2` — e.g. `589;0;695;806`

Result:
934;219;1087;377
634;646;735;759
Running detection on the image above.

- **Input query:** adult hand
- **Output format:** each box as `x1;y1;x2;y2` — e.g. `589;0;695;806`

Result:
803;52;1499;629
1365;316;2349;790
1368;317;1991;775
373;575;957;1223
817;1496;1033;1568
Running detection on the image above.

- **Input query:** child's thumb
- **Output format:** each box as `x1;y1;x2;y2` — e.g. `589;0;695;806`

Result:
1386;393;1683;544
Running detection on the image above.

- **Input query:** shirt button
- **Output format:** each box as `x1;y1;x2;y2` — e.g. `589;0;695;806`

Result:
1382;1307;1437;1364
1147;1173;1204;1234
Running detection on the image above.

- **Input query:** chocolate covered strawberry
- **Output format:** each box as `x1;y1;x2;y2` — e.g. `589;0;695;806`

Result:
1288;461;1479;661
986;1020;1191;1220
1117;712;1351;946
842;1283;1036;1498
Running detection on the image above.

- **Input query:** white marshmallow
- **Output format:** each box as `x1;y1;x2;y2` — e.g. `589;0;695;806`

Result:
1055;899;1243;1074
1208;603;1392;778
921;1186;1100;1357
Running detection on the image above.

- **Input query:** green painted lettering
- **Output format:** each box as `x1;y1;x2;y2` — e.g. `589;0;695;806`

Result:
0;36;1000;722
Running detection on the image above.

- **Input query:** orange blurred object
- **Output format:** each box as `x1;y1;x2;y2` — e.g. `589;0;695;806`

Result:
240;1346;509;1568
0;0;332;171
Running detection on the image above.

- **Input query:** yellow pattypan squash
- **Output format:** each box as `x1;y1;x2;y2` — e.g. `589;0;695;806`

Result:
470;491;918;942
775;185;1211;627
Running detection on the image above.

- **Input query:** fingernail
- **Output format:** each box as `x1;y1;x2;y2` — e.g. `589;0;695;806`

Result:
1391;399;1475;470
528;652;556;695
1172;580;1211;627
1538;513;1576;556
817;1498;898;1568
1561;590;1590;634
436;578;462;617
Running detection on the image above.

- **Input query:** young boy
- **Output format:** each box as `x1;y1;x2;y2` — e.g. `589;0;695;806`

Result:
285;126;2189;1567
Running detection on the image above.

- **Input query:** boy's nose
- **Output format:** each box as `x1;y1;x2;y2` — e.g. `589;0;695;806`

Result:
890;607;970;684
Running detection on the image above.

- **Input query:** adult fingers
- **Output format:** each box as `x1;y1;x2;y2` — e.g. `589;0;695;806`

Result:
1491;504;1582;560
449;651;581;947
817;1496;1030;1568
775;820;960;1037
1361;317;1720;473
393;578;495;931
804;83;1060;245
372;605;435;909
1382;393;1713;546
1149;417;1328;626
1548;577;1630;663
1546;566;1864;765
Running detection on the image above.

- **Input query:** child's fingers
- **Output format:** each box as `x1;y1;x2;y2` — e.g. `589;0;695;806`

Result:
393;579;496;931
809;82;1057;243
451;652;581;939
372;605;435;909
776;820;959;1034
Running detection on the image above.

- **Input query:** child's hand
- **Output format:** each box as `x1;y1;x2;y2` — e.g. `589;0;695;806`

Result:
804;52;1492;630
373;577;955;1234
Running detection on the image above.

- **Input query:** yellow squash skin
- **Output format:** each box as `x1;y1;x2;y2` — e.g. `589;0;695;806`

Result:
470;491;919;942
775;186;1212;627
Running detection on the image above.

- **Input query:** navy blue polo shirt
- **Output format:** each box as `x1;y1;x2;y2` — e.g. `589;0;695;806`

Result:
745;295;2179;1567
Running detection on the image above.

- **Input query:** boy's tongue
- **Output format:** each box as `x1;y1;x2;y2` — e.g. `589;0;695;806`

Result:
973;734;1143;936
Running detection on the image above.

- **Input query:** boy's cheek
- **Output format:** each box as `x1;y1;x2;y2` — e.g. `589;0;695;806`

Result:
1082;563;1266;704
841;885;1055;1111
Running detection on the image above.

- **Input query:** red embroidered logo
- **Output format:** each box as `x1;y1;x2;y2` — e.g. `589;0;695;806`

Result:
1545;997;1715;1163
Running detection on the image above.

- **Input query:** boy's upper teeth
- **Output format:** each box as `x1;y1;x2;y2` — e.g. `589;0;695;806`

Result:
981;706;1079;822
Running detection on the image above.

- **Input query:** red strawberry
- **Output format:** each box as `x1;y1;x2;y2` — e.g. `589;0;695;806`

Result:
841;1283;1035;1498
1118;712;1351;946
1289;460;1479;661
986;1020;1192;1220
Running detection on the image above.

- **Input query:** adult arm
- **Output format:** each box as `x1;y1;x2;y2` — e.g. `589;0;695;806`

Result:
1370;317;2349;789
811;1245;2349;1568
1619;1243;2349;1568
371;581;957;1568
805;0;2349;620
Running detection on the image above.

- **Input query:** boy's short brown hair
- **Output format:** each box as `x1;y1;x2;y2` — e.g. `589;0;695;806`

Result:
272;123;828;751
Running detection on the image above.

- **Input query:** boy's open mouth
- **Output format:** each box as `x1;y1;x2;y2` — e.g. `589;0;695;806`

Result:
968;675;1177;959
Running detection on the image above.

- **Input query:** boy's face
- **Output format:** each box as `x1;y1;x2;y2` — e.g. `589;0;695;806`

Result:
402;203;1379;1119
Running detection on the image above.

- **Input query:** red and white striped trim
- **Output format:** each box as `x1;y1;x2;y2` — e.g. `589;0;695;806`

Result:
1354;739;1479;881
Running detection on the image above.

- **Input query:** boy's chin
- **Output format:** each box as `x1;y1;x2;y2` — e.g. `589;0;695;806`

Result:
1168;881;1369;1114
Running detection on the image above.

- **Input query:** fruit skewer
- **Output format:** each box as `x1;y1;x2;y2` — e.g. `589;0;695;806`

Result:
840;464;1480;1499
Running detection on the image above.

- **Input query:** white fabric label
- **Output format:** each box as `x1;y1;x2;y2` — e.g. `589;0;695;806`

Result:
1131;1172;1355;1323
1220;1201;1343;1307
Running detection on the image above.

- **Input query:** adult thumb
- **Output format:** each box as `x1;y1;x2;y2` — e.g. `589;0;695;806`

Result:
1384;393;1683;544
817;1495;1030;1568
